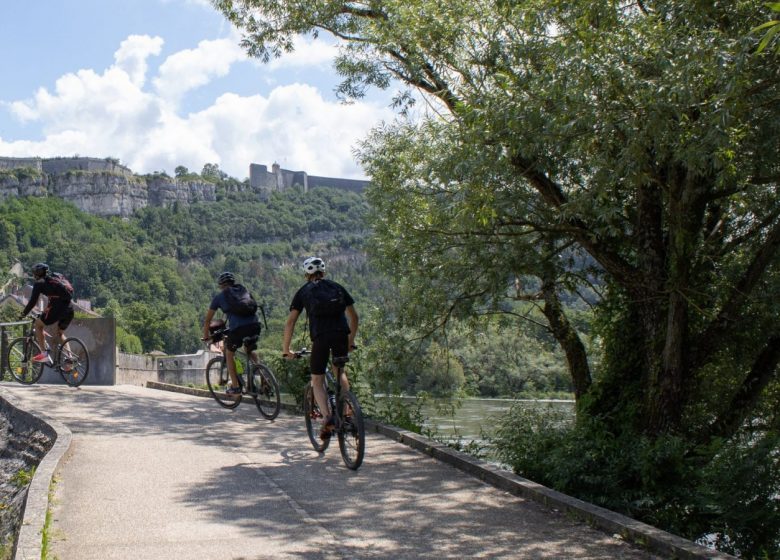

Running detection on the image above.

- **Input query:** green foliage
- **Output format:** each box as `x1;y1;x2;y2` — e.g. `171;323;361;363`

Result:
11;467;34;488
371;394;429;434
0;166;41;182
753;2;780;53
267;351;310;409
492;408;780;558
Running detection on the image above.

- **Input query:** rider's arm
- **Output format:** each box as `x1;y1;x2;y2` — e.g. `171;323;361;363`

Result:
21;283;42;317
346;305;358;349
202;308;216;340
282;308;300;356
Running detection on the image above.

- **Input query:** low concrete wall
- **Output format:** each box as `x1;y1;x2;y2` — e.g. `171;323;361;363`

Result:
116;352;158;386
38;317;116;385
116;350;217;387
157;351;215;386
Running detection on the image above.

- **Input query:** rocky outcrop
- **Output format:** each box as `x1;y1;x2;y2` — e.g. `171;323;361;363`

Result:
48;171;150;216
147;176;216;207
0;158;216;217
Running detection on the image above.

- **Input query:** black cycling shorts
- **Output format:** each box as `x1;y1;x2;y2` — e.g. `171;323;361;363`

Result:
310;331;349;376
225;323;261;352
42;301;74;330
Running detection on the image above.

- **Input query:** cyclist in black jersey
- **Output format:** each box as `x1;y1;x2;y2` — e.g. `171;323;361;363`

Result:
283;256;358;438
19;263;75;364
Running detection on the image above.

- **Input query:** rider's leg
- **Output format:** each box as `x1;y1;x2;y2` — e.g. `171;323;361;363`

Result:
54;324;67;352
335;366;351;392
34;318;46;351
224;347;241;388
311;373;332;418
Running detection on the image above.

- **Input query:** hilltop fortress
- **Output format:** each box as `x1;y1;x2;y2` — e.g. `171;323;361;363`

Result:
0;156;369;218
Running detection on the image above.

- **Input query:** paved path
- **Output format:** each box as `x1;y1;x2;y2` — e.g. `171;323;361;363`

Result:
3;384;662;560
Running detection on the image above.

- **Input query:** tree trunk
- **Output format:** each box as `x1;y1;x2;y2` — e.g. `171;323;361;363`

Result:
541;278;592;399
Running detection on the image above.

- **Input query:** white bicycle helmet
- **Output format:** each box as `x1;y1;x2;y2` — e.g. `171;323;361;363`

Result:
302;257;326;275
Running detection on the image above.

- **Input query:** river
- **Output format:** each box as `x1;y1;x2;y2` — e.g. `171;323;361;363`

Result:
394;396;575;444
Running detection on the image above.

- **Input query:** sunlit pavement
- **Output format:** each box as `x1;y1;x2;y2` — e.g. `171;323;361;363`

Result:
2;383;662;560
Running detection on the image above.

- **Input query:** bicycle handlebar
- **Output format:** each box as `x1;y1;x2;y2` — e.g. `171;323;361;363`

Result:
287;345;358;359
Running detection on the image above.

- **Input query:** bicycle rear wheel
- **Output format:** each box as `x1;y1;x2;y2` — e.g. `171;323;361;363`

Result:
206;357;241;409
338;390;365;470
6;338;45;385
251;363;280;420
57;337;89;387
303;383;330;452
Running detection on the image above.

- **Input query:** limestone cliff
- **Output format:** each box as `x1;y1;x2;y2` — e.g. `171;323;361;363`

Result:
0;160;216;217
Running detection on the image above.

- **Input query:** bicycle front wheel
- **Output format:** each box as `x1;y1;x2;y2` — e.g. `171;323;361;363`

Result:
338;390;365;470
6;338;45;385
251;363;280;420
206;357;241;409
57;337;89;387
303;383;330;452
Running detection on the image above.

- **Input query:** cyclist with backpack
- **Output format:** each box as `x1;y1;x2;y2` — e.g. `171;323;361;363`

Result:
19;263;75;364
201;272;261;396
282;256;359;439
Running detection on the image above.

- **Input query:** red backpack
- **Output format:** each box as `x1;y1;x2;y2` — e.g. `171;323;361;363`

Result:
47;272;74;299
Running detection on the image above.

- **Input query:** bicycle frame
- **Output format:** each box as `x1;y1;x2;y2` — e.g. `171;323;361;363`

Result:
297;348;365;469
209;328;258;392
205;327;281;419
5;313;90;386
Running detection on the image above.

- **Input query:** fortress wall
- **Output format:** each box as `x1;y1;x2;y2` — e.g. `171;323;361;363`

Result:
307;175;369;193
41;157;132;176
0;157;43;172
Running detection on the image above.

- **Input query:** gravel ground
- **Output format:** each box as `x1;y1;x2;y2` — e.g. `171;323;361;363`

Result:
0;409;52;557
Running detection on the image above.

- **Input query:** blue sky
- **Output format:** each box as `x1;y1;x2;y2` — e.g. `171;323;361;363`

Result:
0;0;396;180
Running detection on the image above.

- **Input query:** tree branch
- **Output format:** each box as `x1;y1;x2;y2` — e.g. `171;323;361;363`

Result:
694;218;780;369
703;335;780;441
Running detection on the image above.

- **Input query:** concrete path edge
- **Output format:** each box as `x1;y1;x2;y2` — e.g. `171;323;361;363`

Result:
0;387;73;560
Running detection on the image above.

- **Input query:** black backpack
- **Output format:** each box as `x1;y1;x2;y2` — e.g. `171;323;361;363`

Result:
47;272;74;299
306;280;346;318
224;284;258;316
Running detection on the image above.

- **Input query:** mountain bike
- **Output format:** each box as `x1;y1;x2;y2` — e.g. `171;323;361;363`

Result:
294;348;365;470
205;326;280;420
5;313;90;386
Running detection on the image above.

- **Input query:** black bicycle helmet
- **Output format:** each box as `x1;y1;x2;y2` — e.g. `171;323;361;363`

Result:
217;271;235;285
31;263;49;278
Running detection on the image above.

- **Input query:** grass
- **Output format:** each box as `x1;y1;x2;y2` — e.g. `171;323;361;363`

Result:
41;477;59;560
11;467;35;488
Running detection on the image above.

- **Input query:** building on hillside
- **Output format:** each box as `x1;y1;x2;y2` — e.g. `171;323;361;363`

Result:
249;162;369;194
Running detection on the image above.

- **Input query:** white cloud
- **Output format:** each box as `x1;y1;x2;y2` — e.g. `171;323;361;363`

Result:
114;35;164;87
0;34;394;180
153;37;246;106
266;36;340;71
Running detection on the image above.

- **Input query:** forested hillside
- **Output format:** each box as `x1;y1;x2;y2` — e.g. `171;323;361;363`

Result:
0;184;573;398
0;186;376;354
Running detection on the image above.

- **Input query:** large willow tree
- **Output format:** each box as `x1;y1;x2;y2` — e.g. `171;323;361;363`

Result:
215;1;780;550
